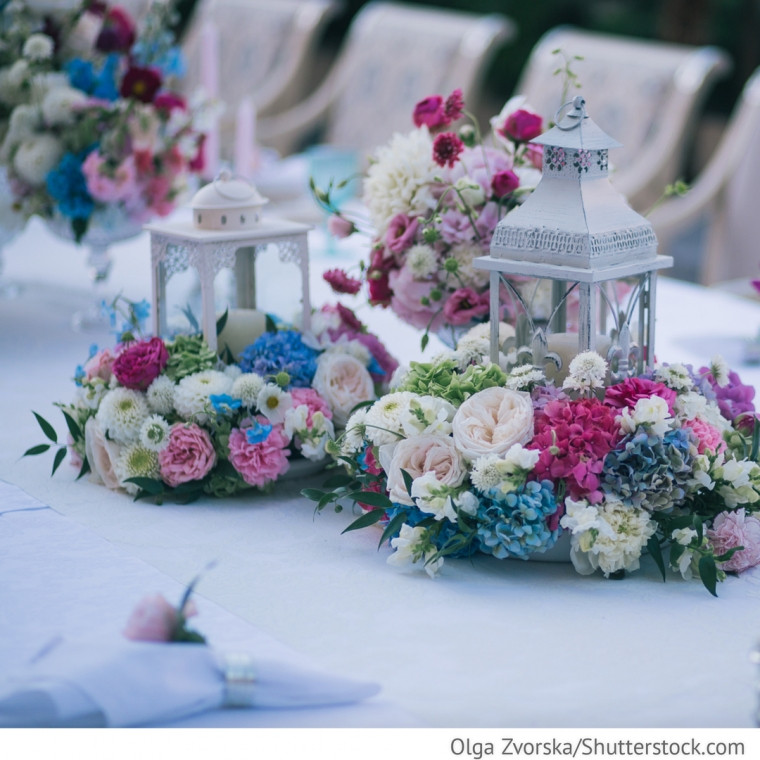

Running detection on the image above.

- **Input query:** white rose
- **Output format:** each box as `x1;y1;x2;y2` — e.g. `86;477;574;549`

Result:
385;434;466;506
312;352;375;427
84;418;123;490
452;387;534;461
13;133;63;186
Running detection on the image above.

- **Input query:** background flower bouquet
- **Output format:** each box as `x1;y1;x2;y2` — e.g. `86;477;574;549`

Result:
305;328;760;595
26;300;398;502
0;0;205;241
316;88;544;348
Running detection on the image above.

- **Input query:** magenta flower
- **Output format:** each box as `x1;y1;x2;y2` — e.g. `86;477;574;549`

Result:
442;288;489;326
444;88;465;122
385;213;419;255
605;377;677;414
491;169;520;198
228;418;290;487
159;423;217;487
499;109;543;142
96;6;136;53
153;92;187;113
413;94;447;129
112;337;169;391
120;65;162;103
708;509;760;572
433;132;465;168
323;268;362;295
700;368;756;421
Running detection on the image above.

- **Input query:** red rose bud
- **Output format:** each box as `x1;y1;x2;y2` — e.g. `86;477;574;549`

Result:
501;109;543;143
96;7;136;53
413;94;447;129
120;65;162;103
491;169;520;198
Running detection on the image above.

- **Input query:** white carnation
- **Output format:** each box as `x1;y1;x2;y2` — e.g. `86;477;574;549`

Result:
13;133;63;186
174;370;233;423
231;372;266;407
146;375;175;415
96;387;150;444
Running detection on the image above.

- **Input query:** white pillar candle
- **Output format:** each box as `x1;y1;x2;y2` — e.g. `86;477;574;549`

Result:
217;308;267;359
544;332;612;386
200;20;220;180
234;97;257;178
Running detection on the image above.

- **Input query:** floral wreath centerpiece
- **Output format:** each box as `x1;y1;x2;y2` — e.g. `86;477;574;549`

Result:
0;0;206;241
26;299;398;501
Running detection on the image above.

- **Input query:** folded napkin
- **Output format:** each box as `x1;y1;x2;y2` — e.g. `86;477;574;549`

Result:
0;638;380;727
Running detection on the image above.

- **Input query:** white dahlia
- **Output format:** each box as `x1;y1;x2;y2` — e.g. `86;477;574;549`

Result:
96;387;150;444
174;370;233;423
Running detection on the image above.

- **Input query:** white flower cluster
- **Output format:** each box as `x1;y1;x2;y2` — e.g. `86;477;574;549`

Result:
563;351;608;393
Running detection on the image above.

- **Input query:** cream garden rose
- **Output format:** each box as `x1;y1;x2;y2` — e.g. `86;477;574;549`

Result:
84;417;123;490
452;387;534;461
312;352;375;427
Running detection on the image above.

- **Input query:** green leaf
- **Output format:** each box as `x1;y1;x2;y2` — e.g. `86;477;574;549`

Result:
301;487;326;502
33;412;58;443
647;536;667;582
698;555;718;597
347;490;393;510
76;458;91;480
752;416;760;461
265;314;278;333
124;477;165;495
62;411;82;442
341;508;385;534
23;443;51;457
378;510;407;549
215;308;228;336
421;333;429;352
317;492;337;512
401;469;414;498
51;447;67;476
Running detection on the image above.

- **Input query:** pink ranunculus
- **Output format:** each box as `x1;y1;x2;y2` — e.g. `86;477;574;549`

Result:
385;213;419;255
413;94;446;129
290;387;333;425
433;132;464;168
112;337;169;391
388;266;445;332
681;417;727;455
500;108;543;142
327;214;355;238
228;418;290;487
491;169;520;198
323;268;362;295
442;288;489;326
708;509;760;572
84;347;115;382
159;423;217;487
123;593;197;642
605;377;677;414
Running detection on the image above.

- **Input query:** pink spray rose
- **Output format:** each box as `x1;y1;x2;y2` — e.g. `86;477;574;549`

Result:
228;418;290;487
159;423;217;487
500;109;543;142
112;337;169;391
413;94;446;129
708;509;760;572
385;213;419;255
442;287;489;326
123;593;197;642
84;347;115;382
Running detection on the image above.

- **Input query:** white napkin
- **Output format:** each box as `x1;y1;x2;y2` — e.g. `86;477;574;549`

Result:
0;638;380;727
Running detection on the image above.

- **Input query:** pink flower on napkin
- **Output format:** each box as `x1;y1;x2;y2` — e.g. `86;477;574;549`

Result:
123;593;198;642
159;423;217;487
112;337;169;391
708;509;760;572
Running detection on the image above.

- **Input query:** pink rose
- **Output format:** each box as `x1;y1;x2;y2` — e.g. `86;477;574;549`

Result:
385;434;467;505
388;266;445;332
112;337;169;391
327;214;355;238
84;347;115;382
385;213;419;255
708;509;760;572
159;423;216;487
491;169;520;198
290;387;333;425
123;594;197;642
681;417;727;455
228;418;290;487
413;94;446;129
442;288;489;326
312;353;375;426
500;109;543;142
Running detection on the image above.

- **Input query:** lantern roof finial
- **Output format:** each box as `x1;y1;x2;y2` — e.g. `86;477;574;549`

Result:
531;95;621;151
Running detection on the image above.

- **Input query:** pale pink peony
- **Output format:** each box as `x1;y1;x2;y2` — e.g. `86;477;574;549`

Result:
159;423;216;487
84;417;122;489
452;387;534;461
123;593;197;642
228;418;290;487
312;352;375;427
682;417;727;455
708;509;760;572
84;347;115;382
385;434;467;505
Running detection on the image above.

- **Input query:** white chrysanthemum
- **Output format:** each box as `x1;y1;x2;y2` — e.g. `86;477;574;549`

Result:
29;71;69;102
406;244;438;279
146;375;175;415
174;370;233;423
256;383;293;425
224;364;243;380
13;133;63;186
387;523;443;578
364;391;415;446
364;128;437;234
449;243;489;289
708;354;730;387
23;33;54;61
654;363;694;391
400;394;456;437
76;378;109;410
96;387;150;444
139;415;171;452
563;351;608;392
341;407;369;456
231;372;266;407
6;59;29;89
114;444;159;495
505;364;546;391
41;86;88;126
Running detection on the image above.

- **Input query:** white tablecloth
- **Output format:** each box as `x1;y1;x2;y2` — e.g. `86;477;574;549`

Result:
2;213;760;728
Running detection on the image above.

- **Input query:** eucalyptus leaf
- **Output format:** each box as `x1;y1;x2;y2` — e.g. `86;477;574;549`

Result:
76;458;91;480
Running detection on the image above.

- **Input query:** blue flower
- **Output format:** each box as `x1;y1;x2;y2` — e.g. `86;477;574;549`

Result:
66;55;120;101
74;365;85;386
384;504;478;559
367;356;384;377
238;330;319;387
210;394;242;416
476;480;559;560
46;153;94;221
245;419;273;444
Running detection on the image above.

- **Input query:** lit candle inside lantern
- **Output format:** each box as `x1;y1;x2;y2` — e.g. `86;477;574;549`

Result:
217;308;267;359
200;20;220;180
544;332;613;386
234;97;257;178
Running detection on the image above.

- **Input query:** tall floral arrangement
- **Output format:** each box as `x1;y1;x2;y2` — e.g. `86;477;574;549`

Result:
0;0;205;241
315;88;544;348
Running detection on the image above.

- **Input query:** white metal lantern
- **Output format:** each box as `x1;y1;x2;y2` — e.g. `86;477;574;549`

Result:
475;95;673;380
146;180;312;354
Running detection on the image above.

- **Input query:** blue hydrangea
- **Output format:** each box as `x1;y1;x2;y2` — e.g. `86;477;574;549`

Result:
476;480;559;560
384;504;478;559
602;427;694;511
46;153;94;221
237;330;319;387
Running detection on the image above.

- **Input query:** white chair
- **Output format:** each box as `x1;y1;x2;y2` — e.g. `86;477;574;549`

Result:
256;1;515;160
515;27;731;213
649;68;760;286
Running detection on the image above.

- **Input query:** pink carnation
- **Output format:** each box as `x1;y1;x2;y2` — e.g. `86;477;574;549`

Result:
112;337;169;391
323;268;362;295
708;509;760;572
84;347;115;382
385;213;419;255
159;423;217;487
442;288;489;326
290;388;333;425
123;594;197;642
82;152;139;204
605;377;677;414
681;417;726;455
228;418;290;487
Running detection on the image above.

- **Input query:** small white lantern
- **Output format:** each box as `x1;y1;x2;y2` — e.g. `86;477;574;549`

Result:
475;95;673;379
146;176;312;353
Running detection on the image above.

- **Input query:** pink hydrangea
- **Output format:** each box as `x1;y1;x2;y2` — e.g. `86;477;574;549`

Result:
112;337;169;391
228;418;290;487
442;288;489;326
84;347;115;382
290;388;333;425
708;509;760;572
385;213;419;255
605;377;677;414
681;417;726;455
159;423;217;487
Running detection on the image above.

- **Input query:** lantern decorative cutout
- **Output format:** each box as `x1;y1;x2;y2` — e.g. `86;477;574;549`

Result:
146;174;311;355
474;95;673;380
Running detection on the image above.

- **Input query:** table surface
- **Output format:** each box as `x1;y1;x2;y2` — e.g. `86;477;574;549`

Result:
2;212;760;729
